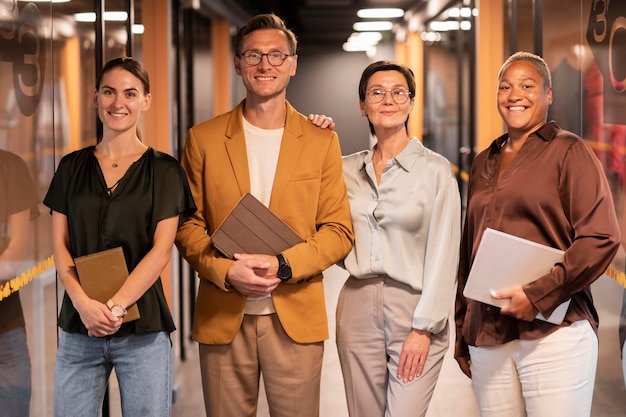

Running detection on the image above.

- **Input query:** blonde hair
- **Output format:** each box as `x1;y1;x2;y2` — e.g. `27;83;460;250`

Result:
234;13;297;55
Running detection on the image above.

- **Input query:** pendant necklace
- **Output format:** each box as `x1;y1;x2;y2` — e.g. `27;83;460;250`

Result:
99;151;129;168
96;144;141;168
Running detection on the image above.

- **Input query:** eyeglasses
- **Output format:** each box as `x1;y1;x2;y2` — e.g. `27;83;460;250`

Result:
366;88;413;104
237;50;294;66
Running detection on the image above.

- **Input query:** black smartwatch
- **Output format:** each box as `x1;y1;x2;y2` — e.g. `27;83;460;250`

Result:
276;253;292;281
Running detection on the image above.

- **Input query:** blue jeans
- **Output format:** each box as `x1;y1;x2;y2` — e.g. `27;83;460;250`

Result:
54;330;172;417
0;327;31;417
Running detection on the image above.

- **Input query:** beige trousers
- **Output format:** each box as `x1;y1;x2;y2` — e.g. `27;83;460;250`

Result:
198;313;324;417
336;276;449;417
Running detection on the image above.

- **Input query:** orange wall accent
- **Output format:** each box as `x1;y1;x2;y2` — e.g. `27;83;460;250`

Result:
140;0;173;307
406;32;424;141
212;19;232;115
396;37;408;63
476;0;505;151
141;0;171;155
62;36;82;150
395;32;424;140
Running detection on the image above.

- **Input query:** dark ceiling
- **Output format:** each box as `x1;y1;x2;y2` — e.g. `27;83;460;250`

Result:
230;0;429;52
41;0;446;54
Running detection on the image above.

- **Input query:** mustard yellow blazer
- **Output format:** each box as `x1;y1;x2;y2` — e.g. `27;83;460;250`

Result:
175;100;354;345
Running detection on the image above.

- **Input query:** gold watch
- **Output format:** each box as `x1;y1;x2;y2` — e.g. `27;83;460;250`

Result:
106;299;127;318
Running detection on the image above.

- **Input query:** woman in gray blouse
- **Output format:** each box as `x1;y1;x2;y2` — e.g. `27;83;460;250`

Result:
336;60;461;417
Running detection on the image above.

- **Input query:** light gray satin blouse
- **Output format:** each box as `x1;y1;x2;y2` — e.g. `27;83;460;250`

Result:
341;138;461;334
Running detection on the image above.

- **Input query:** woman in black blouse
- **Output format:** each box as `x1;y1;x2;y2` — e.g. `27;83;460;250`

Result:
44;57;195;417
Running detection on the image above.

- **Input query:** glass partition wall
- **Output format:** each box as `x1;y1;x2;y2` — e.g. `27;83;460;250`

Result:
0;1;143;415
423;1;625;414
421;0;476;206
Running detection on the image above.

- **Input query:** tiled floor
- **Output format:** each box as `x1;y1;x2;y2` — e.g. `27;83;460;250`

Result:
168;265;626;417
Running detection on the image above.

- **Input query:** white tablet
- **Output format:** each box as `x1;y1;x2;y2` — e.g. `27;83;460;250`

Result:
463;228;570;324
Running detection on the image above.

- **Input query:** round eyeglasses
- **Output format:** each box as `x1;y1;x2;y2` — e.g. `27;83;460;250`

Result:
238;50;294;66
366;88;413;104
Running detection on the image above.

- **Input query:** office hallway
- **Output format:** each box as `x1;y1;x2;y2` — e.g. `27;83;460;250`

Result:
164;264;626;417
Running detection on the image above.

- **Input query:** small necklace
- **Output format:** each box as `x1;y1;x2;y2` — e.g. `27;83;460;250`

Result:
96;144;142;168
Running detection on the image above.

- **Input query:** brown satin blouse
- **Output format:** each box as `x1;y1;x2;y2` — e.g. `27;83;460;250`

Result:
455;121;620;359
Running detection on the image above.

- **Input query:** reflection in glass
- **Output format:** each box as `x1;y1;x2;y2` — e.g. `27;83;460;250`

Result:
0;149;40;417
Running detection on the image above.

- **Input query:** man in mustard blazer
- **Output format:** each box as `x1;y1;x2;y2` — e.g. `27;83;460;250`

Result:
175;13;353;417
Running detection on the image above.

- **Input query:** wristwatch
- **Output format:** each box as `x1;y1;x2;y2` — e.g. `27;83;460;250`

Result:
276;253;292;281
106;299;127;318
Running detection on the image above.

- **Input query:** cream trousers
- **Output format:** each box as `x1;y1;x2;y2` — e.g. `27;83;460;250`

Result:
469;320;597;417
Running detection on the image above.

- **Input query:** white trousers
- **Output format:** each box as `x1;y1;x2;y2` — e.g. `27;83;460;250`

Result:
469;320;597;417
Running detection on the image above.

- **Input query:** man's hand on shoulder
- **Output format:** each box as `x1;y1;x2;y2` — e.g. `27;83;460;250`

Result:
308;114;335;130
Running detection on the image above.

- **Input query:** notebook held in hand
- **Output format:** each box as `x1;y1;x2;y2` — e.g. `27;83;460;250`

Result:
74;247;140;322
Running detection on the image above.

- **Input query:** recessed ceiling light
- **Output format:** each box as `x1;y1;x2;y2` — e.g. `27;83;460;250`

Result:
347;31;383;47
353;21;393;31
357;8;404;19
429;21;460;31
343;42;374;52
74;11;128;22
74;12;96;22
460;21;472;30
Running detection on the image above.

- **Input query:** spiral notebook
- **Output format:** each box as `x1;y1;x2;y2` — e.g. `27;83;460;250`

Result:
74;247;140;322
463;228;570;324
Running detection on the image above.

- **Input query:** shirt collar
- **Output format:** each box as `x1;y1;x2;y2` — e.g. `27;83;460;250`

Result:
489;120;561;154
535;120;560;141
361;137;423;171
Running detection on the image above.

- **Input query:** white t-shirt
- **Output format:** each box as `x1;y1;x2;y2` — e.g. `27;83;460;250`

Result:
243;116;283;206
242;116;284;313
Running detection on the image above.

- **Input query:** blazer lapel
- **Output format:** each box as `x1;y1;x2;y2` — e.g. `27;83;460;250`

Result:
225;102;251;195
271;102;303;209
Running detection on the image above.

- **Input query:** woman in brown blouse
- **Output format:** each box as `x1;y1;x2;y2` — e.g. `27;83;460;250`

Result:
454;51;620;416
